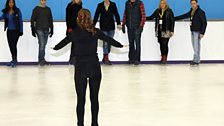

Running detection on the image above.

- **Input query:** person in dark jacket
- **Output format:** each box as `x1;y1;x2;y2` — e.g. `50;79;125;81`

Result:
53;9;126;126
93;0;121;65
66;0;82;64
31;0;53;66
147;0;175;64
175;0;207;66
0;0;23;67
122;0;146;65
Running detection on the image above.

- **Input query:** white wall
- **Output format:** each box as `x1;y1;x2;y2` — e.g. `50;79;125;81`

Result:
0;21;224;62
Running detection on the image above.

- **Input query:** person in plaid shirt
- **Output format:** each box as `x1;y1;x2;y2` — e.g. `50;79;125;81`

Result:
122;0;146;65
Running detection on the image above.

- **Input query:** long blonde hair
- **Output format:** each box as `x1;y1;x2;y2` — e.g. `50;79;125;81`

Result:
77;9;96;35
72;0;82;5
158;0;169;10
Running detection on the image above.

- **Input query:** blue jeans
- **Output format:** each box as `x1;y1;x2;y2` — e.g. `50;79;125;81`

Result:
191;31;201;63
127;28;143;62
102;31;115;55
36;30;49;61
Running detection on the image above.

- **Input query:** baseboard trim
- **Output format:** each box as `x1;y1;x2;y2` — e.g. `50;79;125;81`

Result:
1;60;224;66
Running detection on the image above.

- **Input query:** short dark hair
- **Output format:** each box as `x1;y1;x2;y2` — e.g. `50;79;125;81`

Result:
191;0;198;3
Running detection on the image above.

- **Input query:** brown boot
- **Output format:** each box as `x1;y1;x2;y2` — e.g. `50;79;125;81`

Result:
160;55;167;65
102;54;112;65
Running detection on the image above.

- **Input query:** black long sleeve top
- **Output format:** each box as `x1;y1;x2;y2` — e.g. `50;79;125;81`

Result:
93;1;121;31
53;27;123;60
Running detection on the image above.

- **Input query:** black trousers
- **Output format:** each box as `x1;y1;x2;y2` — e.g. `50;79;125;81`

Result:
70;43;75;60
75;58;102;126
158;37;170;56
6;30;20;60
127;28;143;62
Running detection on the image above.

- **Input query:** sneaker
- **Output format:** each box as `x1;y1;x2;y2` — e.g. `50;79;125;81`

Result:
6;61;17;67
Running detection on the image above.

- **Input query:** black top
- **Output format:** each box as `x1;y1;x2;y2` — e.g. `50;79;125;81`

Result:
93;1;121;31
66;2;82;30
147;8;175;33
53;28;123;60
175;6;207;35
31;6;53;31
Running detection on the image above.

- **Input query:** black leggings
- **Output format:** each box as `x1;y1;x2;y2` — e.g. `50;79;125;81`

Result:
7;30;20;60
75;59;101;126
158;37;170;56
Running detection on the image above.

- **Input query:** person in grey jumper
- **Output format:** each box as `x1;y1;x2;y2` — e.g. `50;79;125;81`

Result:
31;0;53;66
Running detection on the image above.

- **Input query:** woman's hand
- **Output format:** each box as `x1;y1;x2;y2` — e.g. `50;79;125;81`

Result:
123;44;129;47
170;32;174;37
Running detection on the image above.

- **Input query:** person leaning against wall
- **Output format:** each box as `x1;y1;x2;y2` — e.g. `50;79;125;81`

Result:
175;0;207;66
66;0;83;65
31;0;54;66
93;0;122;65
121;0;146;66
0;0;23;67
146;0;175;65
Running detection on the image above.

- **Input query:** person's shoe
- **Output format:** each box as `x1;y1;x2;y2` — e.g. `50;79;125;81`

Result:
128;60;134;64
7;60;17;67
102;54;112;65
160;55;167;65
134;61;140;66
39;60;49;66
160;60;167;65
103;59;112;65
190;61;199;66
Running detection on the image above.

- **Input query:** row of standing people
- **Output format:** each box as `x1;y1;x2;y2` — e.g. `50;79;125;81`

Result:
51;0;207;125
0;0;207;67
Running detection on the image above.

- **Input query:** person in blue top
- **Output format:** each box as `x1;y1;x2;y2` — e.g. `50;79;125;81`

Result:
0;0;23;67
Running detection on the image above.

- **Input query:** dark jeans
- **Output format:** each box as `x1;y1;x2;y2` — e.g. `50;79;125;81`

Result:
75;58;101;126
36;30;49;62
127;28;143;62
6;30;20;61
158;37;170;56
102;30;115;55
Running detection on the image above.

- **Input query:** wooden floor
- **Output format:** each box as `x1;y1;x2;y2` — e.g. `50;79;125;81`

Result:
0;64;224;126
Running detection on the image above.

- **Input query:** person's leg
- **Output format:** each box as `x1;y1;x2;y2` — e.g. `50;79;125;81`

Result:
6;30;19;67
102;31;115;65
107;30;115;54
191;32;201;64
75;70;88;126
89;63;102;126
69;43;76;64
134;28;143;64
36;30;48;65
160;38;170;64
127;29;135;63
43;30;49;64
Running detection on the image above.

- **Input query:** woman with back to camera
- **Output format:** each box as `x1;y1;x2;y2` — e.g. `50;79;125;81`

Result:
53;9;127;126
147;0;175;64
0;0;23;67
